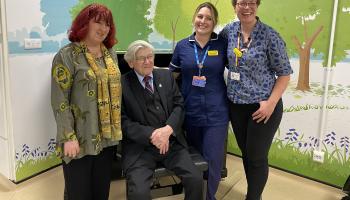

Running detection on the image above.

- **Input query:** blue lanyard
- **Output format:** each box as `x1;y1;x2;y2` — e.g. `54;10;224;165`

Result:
194;43;210;76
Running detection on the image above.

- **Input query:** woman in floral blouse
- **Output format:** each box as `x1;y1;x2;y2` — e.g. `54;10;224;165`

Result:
51;3;121;200
220;0;292;199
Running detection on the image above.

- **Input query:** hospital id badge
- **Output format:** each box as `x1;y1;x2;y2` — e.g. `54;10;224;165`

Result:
230;72;240;81
192;76;206;87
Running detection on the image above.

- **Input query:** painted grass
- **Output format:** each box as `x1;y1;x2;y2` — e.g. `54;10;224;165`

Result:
226;129;350;187
16;154;61;182
283;104;349;112
15;139;61;181
269;142;349;187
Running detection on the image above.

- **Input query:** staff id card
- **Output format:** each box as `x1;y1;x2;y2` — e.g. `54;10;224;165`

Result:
230;72;240;81
192;76;206;87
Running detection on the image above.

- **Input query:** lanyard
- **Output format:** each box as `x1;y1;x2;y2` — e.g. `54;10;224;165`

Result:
234;32;252;67
194;43;210;76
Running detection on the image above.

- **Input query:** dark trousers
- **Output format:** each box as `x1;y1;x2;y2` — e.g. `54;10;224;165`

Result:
186;125;228;200
229;99;283;200
125;142;203;200
62;146;115;200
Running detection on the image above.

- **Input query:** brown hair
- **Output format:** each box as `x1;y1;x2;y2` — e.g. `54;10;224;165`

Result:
192;2;219;26
231;0;261;7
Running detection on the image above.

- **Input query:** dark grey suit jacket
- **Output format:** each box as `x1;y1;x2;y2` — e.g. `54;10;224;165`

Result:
121;68;187;170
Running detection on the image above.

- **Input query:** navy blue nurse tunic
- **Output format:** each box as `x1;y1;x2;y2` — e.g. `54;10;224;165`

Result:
169;32;229;127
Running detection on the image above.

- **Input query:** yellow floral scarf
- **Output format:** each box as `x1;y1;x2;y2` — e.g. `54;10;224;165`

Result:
83;43;122;141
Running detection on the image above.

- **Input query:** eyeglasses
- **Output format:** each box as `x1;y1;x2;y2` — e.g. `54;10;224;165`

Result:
135;54;154;63
236;2;257;8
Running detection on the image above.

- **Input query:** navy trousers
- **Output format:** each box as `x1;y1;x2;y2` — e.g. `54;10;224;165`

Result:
186;124;228;200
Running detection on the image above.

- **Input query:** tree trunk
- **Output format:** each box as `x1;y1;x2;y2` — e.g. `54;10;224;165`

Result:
292;25;323;91
296;47;311;91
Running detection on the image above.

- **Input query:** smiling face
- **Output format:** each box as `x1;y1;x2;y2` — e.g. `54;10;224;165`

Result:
84;19;110;45
234;0;258;26
193;7;215;36
128;47;154;76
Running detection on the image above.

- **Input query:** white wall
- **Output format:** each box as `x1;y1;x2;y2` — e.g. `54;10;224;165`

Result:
9;54;57;155
0;64;10;178
0;0;11;179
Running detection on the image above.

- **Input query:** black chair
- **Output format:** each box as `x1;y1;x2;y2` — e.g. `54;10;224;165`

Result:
146;132;228;198
150;146;208;199
113;145;208;200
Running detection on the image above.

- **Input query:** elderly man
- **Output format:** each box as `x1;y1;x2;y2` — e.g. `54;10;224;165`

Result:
121;40;203;200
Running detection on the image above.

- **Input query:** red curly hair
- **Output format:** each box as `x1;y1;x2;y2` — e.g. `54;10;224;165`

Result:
68;3;117;48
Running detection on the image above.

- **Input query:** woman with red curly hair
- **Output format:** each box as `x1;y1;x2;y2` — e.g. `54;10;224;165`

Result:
51;3;121;200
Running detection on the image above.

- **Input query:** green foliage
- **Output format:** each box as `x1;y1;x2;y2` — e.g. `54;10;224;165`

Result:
154;1;189;41
258;0;350;66
259;0;332;59
333;0;350;66
154;0;233;42
69;0;350;58
71;0;152;51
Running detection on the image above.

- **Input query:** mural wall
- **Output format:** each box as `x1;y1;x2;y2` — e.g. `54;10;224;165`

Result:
1;0;349;186
228;0;350;187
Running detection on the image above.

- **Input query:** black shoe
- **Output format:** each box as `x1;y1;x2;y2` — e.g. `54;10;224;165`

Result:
245;196;262;200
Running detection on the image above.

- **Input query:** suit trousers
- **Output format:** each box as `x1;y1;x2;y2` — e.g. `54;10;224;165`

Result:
125;141;203;200
62;146;115;200
185;124;228;200
229;99;283;200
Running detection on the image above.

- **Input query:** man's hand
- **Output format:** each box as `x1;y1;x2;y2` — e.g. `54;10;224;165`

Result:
64;140;80;158
150;125;173;154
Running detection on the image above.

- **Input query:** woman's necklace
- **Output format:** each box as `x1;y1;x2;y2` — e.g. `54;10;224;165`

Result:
94;56;105;66
86;45;104;66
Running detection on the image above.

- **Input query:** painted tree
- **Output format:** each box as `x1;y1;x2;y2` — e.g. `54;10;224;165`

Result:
71;0;152;51
259;0;350;91
154;0;234;51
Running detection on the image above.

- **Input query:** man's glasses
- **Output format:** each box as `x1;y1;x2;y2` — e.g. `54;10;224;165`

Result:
236;2;257;8
135;55;154;63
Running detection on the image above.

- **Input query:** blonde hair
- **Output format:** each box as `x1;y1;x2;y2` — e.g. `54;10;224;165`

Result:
192;2;218;27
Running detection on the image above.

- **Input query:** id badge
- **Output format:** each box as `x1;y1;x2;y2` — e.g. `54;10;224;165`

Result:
208;50;218;56
192;76;206;87
230;72;240;81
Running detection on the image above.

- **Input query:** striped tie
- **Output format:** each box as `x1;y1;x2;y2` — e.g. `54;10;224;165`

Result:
143;75;153;94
